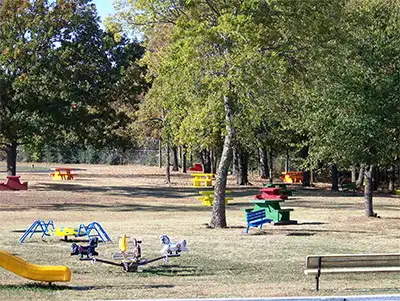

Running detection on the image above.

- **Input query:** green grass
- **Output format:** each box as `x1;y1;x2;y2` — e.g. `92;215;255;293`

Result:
0;163;399;300
0;164;49;173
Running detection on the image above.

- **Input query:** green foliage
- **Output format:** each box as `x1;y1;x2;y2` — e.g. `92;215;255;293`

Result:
0;0;146;154
303;0;400;168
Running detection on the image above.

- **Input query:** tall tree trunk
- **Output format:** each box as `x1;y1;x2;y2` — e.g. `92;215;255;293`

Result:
172;146;179;171
268;147;273;184
285;148;290;173
201;149;212;173
211;94;234;228
236;149;249;185
356;164;365;188
232;146;238;178
302;169;310;187
351;166;356;182
364;165;375;217
258;147;268;179
210;149;217;174
165;142;170;184
5;141;17;176
300;145;310;187
388;165;395;192
373;165;379;191
331;164;339;191
158;138;162;168
181;147;187;173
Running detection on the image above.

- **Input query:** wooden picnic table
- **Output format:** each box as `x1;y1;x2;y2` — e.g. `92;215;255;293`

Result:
197;190;232;206
50;167;78;180
249;199;296;225
190;173;215;187
0;175;28;190
281;171;302;184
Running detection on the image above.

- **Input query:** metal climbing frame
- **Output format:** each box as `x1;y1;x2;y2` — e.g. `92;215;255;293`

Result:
19;220;54;243
76;222;112;243
19;220;111;243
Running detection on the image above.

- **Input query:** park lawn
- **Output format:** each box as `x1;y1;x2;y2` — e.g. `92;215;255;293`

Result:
0;164;399;301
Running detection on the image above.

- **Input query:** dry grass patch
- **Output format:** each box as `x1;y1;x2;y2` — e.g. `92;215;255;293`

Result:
0;164;399;301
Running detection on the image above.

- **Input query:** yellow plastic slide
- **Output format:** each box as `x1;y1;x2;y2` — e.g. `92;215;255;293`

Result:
0;250;71;283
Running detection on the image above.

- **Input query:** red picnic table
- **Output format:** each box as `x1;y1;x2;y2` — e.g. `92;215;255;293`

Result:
0;176;28;190
254;187;288;200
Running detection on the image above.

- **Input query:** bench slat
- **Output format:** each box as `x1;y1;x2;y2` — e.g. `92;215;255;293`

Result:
305;253;400;291
307;254;400;269
305;266;400;275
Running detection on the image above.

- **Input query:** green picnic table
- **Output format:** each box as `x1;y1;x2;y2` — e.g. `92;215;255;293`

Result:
248;199;296;225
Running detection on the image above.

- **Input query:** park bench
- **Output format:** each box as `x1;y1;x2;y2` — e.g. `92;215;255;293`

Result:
340;181;357;194
244;209;272;234
304;253;400;291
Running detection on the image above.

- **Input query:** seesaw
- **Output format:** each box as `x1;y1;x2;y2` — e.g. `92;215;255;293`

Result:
19;220;111;243
75;234;188;272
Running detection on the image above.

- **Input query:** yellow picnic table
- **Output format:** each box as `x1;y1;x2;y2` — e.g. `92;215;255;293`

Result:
196;190;232;206
190;173;215;187
49;167;77;180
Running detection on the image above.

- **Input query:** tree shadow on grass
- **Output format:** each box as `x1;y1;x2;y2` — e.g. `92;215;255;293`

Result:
0;283;97;291
140;264;199;277
36;182;261;200
0;202;213;213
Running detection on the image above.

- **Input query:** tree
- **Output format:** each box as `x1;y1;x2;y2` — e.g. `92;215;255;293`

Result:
0;0;144;175
115;0;345;227
304;0;400;217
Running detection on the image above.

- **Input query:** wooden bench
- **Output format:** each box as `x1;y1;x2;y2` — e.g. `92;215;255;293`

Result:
340;182;357;194
304;253;400;291
244;209;272;234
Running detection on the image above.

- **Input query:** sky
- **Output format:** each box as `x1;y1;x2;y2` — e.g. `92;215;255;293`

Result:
91;0;116;22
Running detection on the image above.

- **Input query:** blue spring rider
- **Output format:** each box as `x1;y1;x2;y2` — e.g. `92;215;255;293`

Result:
19;220;112;243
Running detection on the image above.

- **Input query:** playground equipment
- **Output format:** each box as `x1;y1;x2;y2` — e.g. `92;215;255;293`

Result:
19;220;112;243
71;237;99;258
79;234;187;272
0;250;71;284
159;235;188;255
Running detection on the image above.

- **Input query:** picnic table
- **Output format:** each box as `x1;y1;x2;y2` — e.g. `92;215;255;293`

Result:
263;183;293;196
196;190;231;206
50;167;78;180
0;176;28;190
281;171;302;184
249;199;296;225
263;183;288;189
190;173;214;187
254;188;287;200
